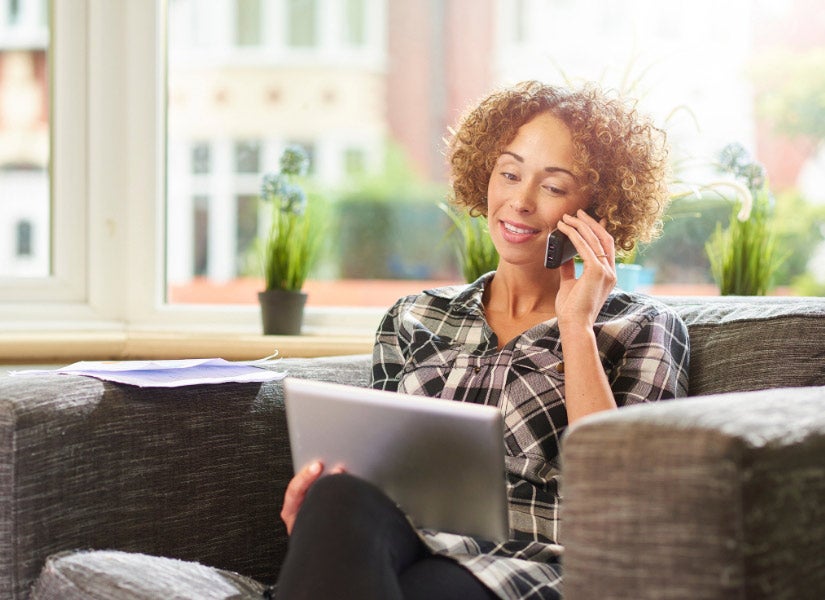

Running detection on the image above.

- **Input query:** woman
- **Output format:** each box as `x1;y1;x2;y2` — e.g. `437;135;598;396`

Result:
276;81;690;599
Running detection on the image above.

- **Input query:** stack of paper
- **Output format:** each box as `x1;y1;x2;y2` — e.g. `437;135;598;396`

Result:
9;358;287;388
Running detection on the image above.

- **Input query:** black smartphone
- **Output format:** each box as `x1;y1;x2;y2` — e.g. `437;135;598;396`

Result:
544;207;597;269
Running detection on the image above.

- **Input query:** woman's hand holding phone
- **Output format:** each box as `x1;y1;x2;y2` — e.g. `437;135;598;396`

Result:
552;208;617;329
544;207;599;269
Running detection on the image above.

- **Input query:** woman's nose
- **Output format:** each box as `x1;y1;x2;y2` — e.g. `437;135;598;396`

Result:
510;185;535;213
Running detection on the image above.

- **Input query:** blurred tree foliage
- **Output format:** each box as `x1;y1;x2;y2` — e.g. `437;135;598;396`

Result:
640;190;825;291
772;190;825;288
751;49;825;145
749;48;825;294
638;195;732;284
327;144;456;280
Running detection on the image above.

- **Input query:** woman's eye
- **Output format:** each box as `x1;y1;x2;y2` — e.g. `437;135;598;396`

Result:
501;171;518;181
544;185;566;195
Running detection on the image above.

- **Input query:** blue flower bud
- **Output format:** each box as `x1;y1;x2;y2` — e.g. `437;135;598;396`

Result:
261;173;286;200
279;182;307;215
279;145;309;177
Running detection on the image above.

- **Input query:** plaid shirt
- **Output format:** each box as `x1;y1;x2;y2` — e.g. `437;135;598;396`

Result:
372;273;690;599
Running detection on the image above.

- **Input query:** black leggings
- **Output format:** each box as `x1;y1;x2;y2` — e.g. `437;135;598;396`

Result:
276;473;498;600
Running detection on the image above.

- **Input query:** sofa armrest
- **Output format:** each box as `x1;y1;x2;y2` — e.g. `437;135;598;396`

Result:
561;385;825;600
0;354;372;599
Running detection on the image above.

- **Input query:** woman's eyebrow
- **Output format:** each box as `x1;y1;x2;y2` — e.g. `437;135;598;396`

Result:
500;150;576;179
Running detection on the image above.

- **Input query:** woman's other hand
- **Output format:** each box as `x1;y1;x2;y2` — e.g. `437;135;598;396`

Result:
281;461;344;535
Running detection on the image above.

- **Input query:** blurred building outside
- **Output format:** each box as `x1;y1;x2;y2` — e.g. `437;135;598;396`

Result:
0;0;48;278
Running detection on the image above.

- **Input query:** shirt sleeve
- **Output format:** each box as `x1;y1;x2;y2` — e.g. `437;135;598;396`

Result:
609;308;690;406
371;299;407;391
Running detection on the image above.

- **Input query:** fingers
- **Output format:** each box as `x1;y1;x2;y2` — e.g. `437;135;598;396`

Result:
579;209;615;263
280;461;349;535
281;460;324;535
559;209;615;265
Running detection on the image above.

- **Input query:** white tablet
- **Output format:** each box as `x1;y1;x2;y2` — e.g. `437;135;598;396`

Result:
283;377;510;543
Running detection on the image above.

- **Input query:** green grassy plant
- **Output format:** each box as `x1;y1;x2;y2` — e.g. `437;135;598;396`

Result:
442;205;499;283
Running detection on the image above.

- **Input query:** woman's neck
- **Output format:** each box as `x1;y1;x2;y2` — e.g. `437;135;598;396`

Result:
484;263;559;321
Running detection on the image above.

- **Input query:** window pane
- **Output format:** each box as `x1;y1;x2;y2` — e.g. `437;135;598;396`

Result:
286;0;316;48
165;1;825;307
15;219;32;255
193;195;209;276
191;142;210;174
344;147;366;177
235;193;258;273
234;140;260;174
0;0;49;278
235;0;261;46
344;0;366;46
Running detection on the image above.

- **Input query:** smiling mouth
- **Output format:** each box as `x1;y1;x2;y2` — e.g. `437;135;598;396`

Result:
502;221;540;235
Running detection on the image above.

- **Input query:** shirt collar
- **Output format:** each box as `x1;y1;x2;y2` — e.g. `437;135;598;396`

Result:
423;271;494;315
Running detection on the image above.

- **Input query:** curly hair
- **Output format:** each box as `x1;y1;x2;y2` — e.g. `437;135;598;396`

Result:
447;80;670;252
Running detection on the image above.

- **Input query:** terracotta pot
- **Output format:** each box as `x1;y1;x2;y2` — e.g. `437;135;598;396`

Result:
257;289;308;335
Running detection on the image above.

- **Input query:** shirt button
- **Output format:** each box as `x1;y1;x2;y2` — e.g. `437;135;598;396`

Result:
473;366;481;374
555;362;565;373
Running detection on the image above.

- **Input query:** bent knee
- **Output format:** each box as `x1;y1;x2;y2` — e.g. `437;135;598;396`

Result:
304;473;383;513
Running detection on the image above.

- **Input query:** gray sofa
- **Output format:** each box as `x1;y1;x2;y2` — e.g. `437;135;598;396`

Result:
0;296;821;599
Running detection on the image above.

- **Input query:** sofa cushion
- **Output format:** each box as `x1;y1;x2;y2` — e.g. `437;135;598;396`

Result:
31;550;266;600
561;384;825;599
664;296;825;396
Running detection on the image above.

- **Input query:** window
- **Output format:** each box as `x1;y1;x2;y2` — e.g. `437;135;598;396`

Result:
193;195;209;276
235;0;261;46
234;140;260;174
1;1;822;339
286;0;317;48
164;0;825;317
191;142;211;174
344;0;366;47
0;0;49;279
344;147;366;177
7;0;21;24
0;1;171;328
235;194;258;273
15;219;32;256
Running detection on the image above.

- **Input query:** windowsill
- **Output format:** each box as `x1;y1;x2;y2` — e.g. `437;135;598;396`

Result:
0;330;374;364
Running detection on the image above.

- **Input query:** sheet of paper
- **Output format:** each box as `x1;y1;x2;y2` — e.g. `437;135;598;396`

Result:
8;358;286;388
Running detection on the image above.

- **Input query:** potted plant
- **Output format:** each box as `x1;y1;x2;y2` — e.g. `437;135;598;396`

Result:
705;143;785;295
257;145;323;335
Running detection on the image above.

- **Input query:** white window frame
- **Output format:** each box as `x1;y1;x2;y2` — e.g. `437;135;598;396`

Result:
0;0;384;336
0;0;90;325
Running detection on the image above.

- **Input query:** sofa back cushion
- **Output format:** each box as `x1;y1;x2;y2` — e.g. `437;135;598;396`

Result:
665;296;825;396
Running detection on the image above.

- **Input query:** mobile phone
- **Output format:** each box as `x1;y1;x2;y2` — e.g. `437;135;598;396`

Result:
544;207;597;269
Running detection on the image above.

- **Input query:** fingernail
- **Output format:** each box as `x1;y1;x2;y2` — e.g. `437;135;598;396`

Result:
310;461;322;474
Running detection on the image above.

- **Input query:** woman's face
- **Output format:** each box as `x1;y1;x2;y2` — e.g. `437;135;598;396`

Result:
486;112;590;269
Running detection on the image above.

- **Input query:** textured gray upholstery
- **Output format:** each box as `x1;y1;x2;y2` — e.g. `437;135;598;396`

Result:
0;296;821;598
561;385;825;600
31;551;265;600
664;296;825;395
1;355;371;599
